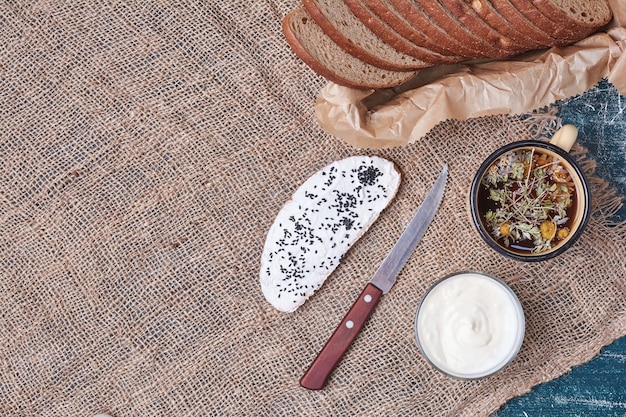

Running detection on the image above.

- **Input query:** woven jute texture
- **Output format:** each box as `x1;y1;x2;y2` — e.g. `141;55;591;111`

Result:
0;2;624;416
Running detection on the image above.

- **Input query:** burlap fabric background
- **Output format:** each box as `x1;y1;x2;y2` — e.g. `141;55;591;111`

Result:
0;2;624;416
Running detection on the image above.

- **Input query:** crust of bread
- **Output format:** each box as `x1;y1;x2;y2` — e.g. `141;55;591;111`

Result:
410;0;516;58
282;9;417;89
441;0;541;51
344;0;462;64
489;0;570;46
389;0;484;58
460;0;545;48
363;0;461;56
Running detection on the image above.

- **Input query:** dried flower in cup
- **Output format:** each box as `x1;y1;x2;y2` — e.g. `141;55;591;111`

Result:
478;148;577;255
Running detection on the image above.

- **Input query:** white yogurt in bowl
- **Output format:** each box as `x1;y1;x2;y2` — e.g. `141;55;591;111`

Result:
415;271;525;379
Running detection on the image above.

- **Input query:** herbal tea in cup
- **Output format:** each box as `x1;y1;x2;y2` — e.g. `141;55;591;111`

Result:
470;126;591;261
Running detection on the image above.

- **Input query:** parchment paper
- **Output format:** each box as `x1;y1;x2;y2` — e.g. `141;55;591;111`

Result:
316;0;626;149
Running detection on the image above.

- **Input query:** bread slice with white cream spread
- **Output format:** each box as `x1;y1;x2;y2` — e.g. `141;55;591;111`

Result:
260;156;401;312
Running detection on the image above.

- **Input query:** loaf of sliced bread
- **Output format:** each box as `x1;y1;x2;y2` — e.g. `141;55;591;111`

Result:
281;0;612;89
344;0;462;64
260;155;401;312
302;0;431;71
282;8;417;89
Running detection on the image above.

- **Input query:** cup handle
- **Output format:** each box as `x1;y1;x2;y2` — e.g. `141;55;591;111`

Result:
550;124;578;152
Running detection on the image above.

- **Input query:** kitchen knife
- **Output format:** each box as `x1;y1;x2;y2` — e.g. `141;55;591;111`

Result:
300;165;448;390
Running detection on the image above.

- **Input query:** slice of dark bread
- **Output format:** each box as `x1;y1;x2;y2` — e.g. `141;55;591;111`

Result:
508;0;612;40
282;8;418;89
406;0;521;58
344;0;463;64
302;0;431;71
363;0;462;57
441;0;544;50
389;0;487;58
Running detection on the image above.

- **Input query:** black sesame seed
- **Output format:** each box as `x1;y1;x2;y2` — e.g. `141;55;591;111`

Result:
358;166;382;186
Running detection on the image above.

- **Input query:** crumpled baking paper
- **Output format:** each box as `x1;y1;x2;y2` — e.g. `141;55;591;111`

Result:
315;0;626;149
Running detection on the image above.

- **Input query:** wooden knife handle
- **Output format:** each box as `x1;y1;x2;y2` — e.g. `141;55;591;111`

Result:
299;283;383;390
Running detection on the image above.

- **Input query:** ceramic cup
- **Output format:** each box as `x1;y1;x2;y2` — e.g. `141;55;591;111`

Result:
414;271;525;379
469;125;591;262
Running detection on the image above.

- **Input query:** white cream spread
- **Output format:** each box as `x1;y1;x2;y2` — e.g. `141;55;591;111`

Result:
260;156;401;312
416;272;524;378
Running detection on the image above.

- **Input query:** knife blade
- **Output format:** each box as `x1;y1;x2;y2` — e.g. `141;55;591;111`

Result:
300;165;448;390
